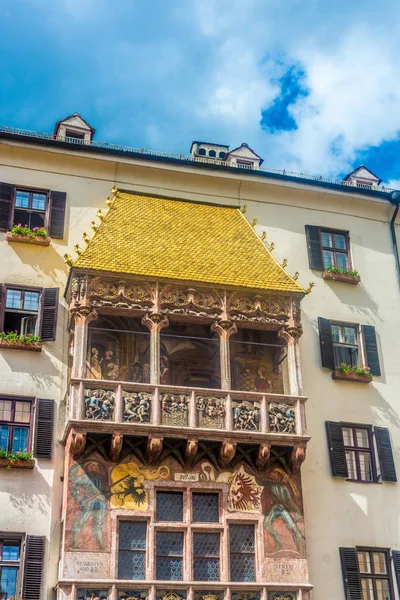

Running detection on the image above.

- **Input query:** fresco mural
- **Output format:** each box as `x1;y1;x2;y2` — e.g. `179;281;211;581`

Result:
65;453;305;560
230;330;284;394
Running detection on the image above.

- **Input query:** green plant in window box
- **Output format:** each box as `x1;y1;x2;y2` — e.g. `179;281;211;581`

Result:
0;331;43;349
338;363;372;380
11;223;49;240
0;448;33;470
325;264;360;278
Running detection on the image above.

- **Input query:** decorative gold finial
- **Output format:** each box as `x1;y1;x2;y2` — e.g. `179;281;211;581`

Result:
82;232;90;244
111;185;117;196
268;242;275;251
292;271;299;280
306;282;315;294
90;221;98;231
281;258;288;268
96;209;104;220
73;244;82;255
63;254;73;266
105;196;112;207
261;231;267;241
251;218;257;227
240;204;247;214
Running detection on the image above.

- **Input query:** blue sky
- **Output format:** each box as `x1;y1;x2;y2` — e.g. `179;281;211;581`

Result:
1;0;400;185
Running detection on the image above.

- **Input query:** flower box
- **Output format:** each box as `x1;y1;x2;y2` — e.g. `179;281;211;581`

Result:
332;370;372;383
323;270;360;285
0;339;42;352
0;458;35;469
6;231;51;246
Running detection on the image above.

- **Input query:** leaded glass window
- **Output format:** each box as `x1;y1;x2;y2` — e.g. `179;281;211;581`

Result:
229;524;255;582
156;531;183;580
156;491;183;522
118;521;147;580
193;532;220;581
192;493;219;523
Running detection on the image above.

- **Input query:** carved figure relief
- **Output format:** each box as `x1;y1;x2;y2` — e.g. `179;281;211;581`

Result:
110;461;170;509
123;391;152;423
161;393;189;426
268;404;296;433
78;590;108;600
232;400;260;431
268;594;296;600
84;389;115;421
196;396;225;429
118;592;147;600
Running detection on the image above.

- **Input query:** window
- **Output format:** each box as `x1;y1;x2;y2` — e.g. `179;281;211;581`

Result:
208;150;216;157
305;226;353;271
358;549;392;599
118;521;147;580
193;532;220;581
156;491;183;521
0;397;32;453
236;160;253;168
342;425;375;482
331;323;358;367
14;189;47;230
156;531;184;580
192;493;219;523
326;422;397;482
229;524;255;582
0;538;21;600
198;148;206;156
4;287;40;335
65;130;85;142
219;151;226;159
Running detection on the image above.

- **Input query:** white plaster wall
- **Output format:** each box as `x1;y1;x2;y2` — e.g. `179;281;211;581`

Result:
1;139;400;599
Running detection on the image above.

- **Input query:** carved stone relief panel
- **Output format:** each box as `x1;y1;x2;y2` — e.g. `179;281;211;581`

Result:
84;389;115;421
232;400;260;431
227;293;291;325
161;393;189;426
268;404;296;434
268;594;296;600
159;285;223;319
88;276;155;310
196;395;226;429
123;391;152;423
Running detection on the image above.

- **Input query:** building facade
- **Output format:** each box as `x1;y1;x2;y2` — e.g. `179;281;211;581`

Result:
0;116;400;600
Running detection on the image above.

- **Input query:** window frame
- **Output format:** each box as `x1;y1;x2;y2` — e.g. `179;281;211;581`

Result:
228;521;257;583
0;395;34;453
356;547;394;600
0;533;24;600
2;284;43;337
341;423;377;483
319;228;352;269
117;519;148;581
11;187;50;231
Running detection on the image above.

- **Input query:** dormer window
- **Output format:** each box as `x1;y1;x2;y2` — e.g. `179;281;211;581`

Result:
209;150;216;157
198;148;206;156
65;130;85;143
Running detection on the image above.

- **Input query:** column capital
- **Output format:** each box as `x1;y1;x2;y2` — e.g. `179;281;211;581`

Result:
278;324;303;343
211;319;237;339
141;313;169;332
71;307;98;327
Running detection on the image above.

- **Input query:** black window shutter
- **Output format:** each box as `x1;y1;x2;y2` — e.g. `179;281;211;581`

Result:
326;421;348;477
0;183;14;231
305;225;324;269
0;283;5;330
318;317;335;369
362;325;381;376
40;288;59;341
49;190;66;238
375;426;397;482
34;399;54;458
339;547;362;600
22;535;45;600
392;551;400;595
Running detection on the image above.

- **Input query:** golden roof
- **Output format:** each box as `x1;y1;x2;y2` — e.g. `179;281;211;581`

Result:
74;192;304;293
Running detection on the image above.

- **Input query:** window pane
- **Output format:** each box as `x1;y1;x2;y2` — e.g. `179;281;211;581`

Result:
375;578;390;599
321;232;333;247
193;533;220;581
119;521;147;550
229;524;255;582
32;193;46;211
0;566;18;599
355;428;370;448
372;552;387;574
0;426;10;450
12;427;29;452
3;544;20;561
323;250;335;268
358;551;372;573
14;401;31;423
15;191;30;208
344;327;357;345
6;290;22;309
156;531;183;580
359;453;373;481
334;234;347;249
361;578;374;600
192;493;219;523
334;346;358;367
336;252;349;268
346;451;358;479
0;400;12;421
342;427;354;446
156;492;183;522
30;212;45;229
331;325;342;343
23;292;39;312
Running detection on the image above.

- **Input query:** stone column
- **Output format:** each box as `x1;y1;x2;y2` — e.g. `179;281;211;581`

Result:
70;307;98;379
279;326;303;397
142;313;169;384
211;320;237;391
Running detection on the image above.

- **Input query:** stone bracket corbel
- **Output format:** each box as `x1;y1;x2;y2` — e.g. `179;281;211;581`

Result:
146;436;164;465
289;442;307;473
185;439;198;468
70;431;87;459
256;441;271;470
219;439;237;468
110;434;123;462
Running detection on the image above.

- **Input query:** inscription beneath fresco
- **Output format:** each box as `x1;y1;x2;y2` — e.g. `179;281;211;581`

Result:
63;552;110;579
266;558;309;583
174;472;199;481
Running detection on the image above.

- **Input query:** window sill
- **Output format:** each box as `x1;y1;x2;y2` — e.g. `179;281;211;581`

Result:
0;340;42;352
0;458;35;469
332;370;372;384
322;270;360;285
6;232;51;246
